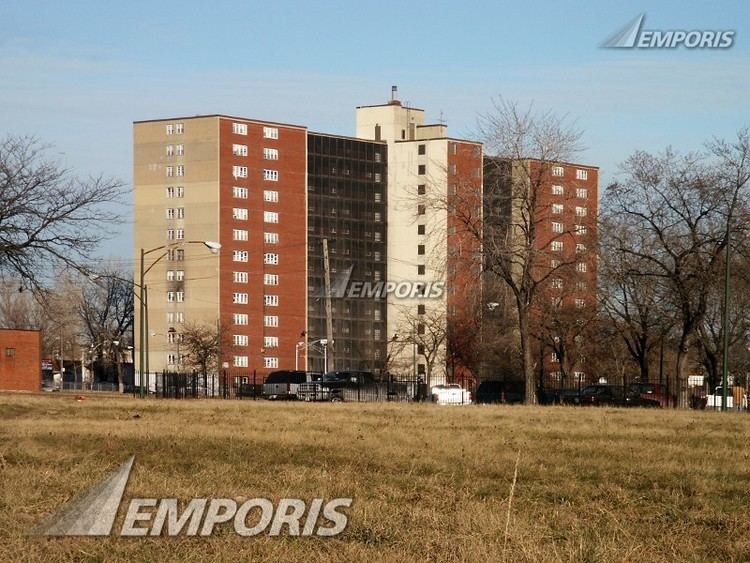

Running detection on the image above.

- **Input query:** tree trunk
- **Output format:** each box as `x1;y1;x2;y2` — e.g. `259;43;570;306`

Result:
116;356;124;394
518;305;537;405
675;340;690;409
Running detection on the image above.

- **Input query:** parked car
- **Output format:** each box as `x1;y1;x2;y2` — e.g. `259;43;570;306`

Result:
298;371;377;402
575;384;660;407
475;380;524;404
627;382;672;408
540;388;580;405
262;370;320;400
431;383;472;405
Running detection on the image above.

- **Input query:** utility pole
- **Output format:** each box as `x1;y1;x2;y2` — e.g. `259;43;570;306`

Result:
322;238;335;372
721;219;732;412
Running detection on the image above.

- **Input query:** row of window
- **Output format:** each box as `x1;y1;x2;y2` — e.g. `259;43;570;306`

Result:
232;293;279;306
165;123;184;135
166;144;184;156
550;259;589;272
551;166;589;180
551;279;589;290
232;251;280;265
232;356;280;368
232;230;279;244
550;296;587;308
551;204;588;216
166;165;184;177
230;144;279;160
232;335;279;347
551;222;588;235
550;240;588;252
232;123;279;139
551;185;588;198
232;167;279;181
548;370;587;381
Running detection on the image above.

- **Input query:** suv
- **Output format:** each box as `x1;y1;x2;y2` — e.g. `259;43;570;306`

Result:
262;370;320;400
576;384;660;407
298;371;377;402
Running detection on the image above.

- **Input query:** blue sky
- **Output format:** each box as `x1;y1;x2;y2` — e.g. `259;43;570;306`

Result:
1;1;748;265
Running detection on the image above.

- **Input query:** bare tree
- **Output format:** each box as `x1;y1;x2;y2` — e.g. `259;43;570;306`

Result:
0;136;124;292
395;305;448;390
603;129;750;407
457;99;586;404
75;270;134;392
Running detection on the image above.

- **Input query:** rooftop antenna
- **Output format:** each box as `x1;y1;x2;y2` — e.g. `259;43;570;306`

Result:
391;85;398;101
439;110;447;126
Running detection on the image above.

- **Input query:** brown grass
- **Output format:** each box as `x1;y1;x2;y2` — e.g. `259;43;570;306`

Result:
1;393;749;562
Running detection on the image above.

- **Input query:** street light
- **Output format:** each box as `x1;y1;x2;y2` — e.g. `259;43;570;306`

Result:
320;339;329;373
295;341;305;371
138;240;221;398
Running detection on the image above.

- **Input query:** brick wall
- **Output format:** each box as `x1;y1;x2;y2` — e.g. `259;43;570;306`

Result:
0;329;41;392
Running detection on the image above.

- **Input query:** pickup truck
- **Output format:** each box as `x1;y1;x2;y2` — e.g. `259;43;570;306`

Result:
298;371;378;402
262;370;321;400
431;384;472;405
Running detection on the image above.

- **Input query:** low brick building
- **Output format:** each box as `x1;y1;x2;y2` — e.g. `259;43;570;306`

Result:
0;329;41;392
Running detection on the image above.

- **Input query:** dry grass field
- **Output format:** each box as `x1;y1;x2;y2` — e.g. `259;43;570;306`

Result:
1;393;749;562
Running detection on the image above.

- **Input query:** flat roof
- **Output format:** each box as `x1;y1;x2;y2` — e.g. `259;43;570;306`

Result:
355;102;425;112
485;155;600;170
133;114;307;130
308;131;387;144
395;137;483;146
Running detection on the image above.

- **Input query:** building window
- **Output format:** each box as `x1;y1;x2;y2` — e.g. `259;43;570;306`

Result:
264;232;279;244
264;253;279;265
418;144;426;155
418;265;425;275
167;249;184;261
551;259;561;269
5;347;15;357
264;295;279;307
576;169;588;180
166;166;174;177
263;126;278;139
166;145;174;156
233;208;248;221
233;335;249;347
552;184;564;195
175;144;184;156
264;211;279;223
418;185;426;195
234;314;249;325
449;164;457;175
418;224;426;235
552;296;562;309
418;165;426;175
263;169;279;182
233;250;249;262
166;124;174;135
576;243;586;253
264;274;279;286
576;280;588;291
551;278;563;289
374;192;382;202
264;336;278;348
574;371;586;382
552;203;563;214
263;190;279;203
232;144;248;156
233;271;249;283
576;262;588;273
575;224;588;235
551;352;560;363
263;357;279;369
166;186;184;198
233;229;248;241
175;165;184;177
575;206;587;217
166;229;184;241
551;166;564;177
575;298;586;308
551;222;563;233
263;148;279;160
167;311;184;324
417;205;426;215
551;240;563;252
417;244;425;255
264;315;279;327
233;166;248;178
233;292;249;304
166;270;185;281
233;186;248;199
576;187;588;199
233;355;249;367
165;208;184;220
232;122;248;135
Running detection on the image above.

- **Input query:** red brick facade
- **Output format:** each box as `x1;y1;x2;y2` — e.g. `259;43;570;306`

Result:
0;329;41;392
218;118;308;377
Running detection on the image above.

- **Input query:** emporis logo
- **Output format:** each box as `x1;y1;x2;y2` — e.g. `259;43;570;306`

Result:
602;14;735;49
31;457;352;537
312;265;445;299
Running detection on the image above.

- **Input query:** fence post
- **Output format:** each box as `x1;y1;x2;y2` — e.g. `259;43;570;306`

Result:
253;370;257;400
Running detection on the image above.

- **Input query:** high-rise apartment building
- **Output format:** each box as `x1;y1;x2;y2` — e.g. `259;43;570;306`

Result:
133;95;596;387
